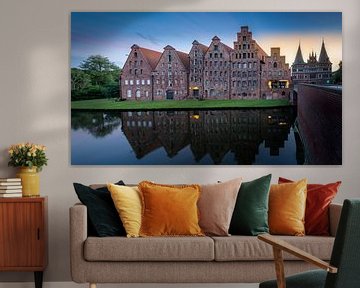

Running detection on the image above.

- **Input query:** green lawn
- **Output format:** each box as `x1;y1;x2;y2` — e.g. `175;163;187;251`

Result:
71;98;291;110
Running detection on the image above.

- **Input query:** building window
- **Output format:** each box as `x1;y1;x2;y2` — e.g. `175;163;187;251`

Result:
273;62;277;68
130;80;134;85
168;54;172;62
124;80;129;85
134;69;138;75
214;53;218;58
140;69;143;74
214;45;218;51
127;90;132;98
220;53;223;58
243;53;246;59
134;52;138;57
129;69;132;74
136;79;140;85
147;79;151;85
243;36;246;41
209;53;212;58
141;79;145;85
136;90;141;97
145;90;149;97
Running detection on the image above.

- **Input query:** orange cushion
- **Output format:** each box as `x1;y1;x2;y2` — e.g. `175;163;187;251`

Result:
138;181;204;237
269;179;307;236
279;177;341;235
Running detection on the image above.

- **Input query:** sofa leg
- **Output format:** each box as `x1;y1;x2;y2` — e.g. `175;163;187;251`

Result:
89;283;96;288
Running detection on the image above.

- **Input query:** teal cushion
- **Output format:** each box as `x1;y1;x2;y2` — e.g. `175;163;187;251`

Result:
229;174;271;235
260;269;327;288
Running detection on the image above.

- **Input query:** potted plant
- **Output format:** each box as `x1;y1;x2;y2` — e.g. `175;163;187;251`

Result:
8;143;48;197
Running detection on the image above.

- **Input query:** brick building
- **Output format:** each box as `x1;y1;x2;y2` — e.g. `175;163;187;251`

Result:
153;45;190;100
121;26;292;100
120;44;161;100
231;26;268;99
203;36;233;99
189;40;208;98
291;40;332;85
263;47;291;99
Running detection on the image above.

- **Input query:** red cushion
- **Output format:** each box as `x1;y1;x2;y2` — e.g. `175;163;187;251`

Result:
278;177;341;236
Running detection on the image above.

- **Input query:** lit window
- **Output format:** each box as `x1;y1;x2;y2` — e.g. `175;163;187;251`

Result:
127;90;132;97
130;80;134;85
136;90;141;97
124;80;129;85
136;80;140;85
147;79;151;85
145;91;149;97
141;79;145;85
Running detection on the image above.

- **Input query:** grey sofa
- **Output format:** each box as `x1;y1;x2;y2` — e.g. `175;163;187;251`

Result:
70;203;342;288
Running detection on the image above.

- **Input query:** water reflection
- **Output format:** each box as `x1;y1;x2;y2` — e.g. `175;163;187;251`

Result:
71;107;303;165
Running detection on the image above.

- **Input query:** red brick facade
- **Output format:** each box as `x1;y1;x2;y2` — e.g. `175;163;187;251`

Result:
120;45;161;100
231;26;268;99
121;26;292;100
263;47;291;99
153;45;189;100
203;36;232;99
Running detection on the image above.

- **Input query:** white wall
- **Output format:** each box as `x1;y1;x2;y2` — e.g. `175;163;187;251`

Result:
0;0;359;283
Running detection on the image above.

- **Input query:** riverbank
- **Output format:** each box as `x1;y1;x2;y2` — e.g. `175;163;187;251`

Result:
71;98;291;110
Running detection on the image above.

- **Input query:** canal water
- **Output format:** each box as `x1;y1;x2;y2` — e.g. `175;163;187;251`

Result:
71;107;305;165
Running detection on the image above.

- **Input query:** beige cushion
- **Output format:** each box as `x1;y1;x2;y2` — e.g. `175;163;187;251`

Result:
212;235;334;261
84;236;214;261
198;178;242;236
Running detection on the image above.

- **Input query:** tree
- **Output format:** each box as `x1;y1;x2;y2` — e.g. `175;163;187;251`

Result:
332;61;342;85
79;55;120;86
71;68;91;91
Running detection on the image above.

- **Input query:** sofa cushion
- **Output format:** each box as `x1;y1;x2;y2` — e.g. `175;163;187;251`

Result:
84;236;214;261
212;236;334;261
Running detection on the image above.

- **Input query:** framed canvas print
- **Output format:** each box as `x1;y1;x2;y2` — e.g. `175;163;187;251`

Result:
71;12;342;165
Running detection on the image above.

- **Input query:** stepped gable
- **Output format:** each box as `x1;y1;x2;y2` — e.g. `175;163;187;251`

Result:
137;46;162;70
318;39;331;63
294;43;305;64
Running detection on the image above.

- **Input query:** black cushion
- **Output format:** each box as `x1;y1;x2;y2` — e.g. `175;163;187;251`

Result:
260;269;327;288
73;181;126;237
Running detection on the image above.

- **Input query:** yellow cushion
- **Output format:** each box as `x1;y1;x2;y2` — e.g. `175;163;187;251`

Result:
138;181;204;237
107;183;142;238
269;179;307;236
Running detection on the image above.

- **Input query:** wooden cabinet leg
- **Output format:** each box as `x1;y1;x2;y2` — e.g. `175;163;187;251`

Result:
34;271;43;288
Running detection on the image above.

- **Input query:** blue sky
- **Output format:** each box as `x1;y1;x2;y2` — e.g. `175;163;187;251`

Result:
71;12;342;69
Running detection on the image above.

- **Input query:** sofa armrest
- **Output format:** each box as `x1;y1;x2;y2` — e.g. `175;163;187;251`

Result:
69;203;88;283
329;203;342;237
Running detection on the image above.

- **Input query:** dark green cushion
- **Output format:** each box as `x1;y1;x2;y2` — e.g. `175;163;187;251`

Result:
229;174;271;235
73;181;126;237
260;269;327;288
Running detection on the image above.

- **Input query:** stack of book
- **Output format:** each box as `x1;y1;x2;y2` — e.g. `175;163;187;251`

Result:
0;178;22;197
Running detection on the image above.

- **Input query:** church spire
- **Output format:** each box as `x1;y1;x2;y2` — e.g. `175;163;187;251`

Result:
319;39;330;63
294;42;305;64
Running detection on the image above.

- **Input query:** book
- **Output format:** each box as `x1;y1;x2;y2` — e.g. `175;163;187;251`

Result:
0;182;22;186
0;178;21;182
0;189;22;193
0;186;22;190
0;193;22;198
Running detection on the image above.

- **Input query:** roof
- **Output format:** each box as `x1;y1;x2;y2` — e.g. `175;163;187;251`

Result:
318;40;331;63
222;43;234;53
176;50;190;71
192;40;209;54
293;44;305;64
138;47;162;70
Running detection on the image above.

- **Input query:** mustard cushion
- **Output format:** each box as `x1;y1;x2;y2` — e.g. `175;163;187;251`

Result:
269;179;307;236
138;181;204;237
107;183;142;238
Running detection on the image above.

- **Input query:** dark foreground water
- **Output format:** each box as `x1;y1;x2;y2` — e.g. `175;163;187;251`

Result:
71;107;305;165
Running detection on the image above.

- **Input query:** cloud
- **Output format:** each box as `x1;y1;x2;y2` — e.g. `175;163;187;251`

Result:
136;32;161;46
